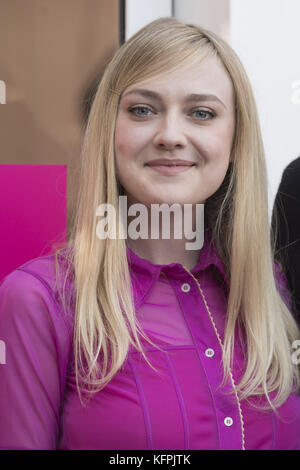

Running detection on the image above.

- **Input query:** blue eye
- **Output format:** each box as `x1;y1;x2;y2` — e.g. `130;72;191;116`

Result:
128;106;214;120
192;109;214;120
129;106;153;117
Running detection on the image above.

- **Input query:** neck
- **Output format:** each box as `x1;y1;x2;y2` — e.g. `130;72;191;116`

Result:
124;201;204;270
126;237;202;271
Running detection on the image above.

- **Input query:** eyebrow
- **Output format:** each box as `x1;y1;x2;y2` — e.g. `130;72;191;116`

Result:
122;88;227;109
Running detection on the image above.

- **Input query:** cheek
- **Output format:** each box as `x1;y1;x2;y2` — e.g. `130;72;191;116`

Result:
115;119;148;160
201;124;234;159
115;140;132;162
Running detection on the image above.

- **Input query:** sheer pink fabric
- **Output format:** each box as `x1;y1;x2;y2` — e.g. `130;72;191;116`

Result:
0;231;300;450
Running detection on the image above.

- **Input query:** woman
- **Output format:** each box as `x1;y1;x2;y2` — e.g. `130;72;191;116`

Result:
0;17;300;450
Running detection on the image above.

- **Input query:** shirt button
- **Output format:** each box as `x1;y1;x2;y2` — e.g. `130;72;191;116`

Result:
224;417;233;427
181;283;191;293
205;348;215;358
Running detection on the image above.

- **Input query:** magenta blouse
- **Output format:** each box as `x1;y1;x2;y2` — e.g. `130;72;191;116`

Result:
1;231;300;450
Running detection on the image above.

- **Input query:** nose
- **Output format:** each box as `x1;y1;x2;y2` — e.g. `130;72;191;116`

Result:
153;112;187;150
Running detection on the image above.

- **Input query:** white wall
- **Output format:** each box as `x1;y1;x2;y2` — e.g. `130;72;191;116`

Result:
174;0;230;42
230;0;300;219
125;0;172;40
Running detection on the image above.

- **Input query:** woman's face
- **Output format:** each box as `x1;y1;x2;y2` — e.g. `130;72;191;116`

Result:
114;55;235;207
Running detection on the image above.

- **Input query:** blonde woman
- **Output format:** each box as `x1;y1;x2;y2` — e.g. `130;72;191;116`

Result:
0;17;300;450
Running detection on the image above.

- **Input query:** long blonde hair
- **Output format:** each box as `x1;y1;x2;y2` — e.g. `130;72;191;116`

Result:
54;16;300;410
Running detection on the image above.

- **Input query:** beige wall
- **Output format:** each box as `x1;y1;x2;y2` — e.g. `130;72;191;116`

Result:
0;0;121;236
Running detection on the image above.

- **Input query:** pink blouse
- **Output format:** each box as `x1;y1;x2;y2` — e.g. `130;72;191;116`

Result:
0;230;300;450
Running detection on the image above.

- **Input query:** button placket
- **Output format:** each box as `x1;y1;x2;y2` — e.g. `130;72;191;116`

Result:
181;266;246;450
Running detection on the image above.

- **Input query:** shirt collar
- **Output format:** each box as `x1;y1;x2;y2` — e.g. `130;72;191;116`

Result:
126;229;229;309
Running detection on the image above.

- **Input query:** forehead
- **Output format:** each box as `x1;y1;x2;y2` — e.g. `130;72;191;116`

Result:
122;55;234;106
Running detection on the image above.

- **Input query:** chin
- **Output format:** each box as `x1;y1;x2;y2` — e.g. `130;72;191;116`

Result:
141;189;197;207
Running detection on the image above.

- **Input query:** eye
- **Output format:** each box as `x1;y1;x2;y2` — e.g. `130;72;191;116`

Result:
128;105;154;117
191;109;215;120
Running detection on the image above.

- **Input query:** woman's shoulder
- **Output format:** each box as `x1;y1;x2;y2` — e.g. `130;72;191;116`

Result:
0;248;75;333
3;246;73;285
6;246;72;279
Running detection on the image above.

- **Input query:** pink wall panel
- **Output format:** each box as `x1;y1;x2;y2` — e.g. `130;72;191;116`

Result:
0;164;67;281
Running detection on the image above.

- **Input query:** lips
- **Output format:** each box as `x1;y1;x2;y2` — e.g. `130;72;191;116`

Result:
145;160;196;176
146;159;195;167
